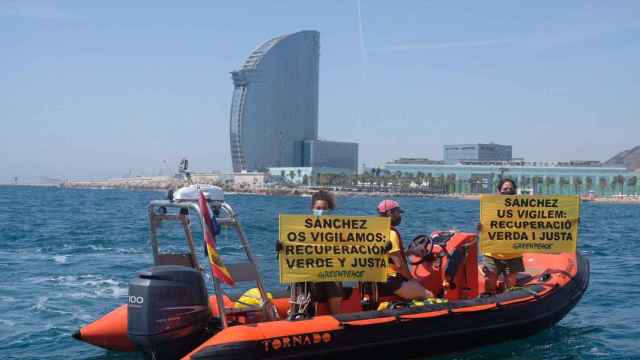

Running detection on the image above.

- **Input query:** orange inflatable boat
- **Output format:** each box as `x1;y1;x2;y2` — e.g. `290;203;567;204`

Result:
73;186;589;359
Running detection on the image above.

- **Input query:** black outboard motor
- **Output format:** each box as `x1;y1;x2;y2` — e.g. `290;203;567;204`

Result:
128;265;211;360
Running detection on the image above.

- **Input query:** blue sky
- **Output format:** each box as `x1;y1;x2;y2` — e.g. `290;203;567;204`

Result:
1;1;639;181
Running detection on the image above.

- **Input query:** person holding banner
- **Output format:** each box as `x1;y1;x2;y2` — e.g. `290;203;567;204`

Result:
307;190;343;314
377;200;433;300
481;178;525;293
280;190;343;317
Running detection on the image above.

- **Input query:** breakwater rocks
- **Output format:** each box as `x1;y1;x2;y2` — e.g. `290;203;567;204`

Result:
60;177;309;196
57;178;640;203
62;176;188;190
60;177;473;198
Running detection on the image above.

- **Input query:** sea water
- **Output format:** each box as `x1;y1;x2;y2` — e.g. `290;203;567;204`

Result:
1;186;639;359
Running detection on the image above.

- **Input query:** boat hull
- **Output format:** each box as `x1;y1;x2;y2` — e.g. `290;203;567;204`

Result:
184;253;589;359
74;251;589;359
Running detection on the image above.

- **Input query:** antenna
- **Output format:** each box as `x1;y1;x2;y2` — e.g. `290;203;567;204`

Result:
177;158;192;184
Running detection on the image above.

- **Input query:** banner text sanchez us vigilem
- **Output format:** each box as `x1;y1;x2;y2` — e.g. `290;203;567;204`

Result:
278;215;390;283
480;195;579;254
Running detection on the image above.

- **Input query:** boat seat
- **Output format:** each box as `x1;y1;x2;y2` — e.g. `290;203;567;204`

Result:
157;253;195;268
222;262;275;321
224;305;263;315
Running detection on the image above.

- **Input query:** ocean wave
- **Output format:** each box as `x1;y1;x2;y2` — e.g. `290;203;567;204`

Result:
115;247;144;254
96;285;128;298
588;346;610;357
65;286;127;300
88;245;113;251
26;275;78;285
53;255;68;264
0;319;16;327
66;292;99;300
80;278;119;287
31;296;49;311
24;275;128;299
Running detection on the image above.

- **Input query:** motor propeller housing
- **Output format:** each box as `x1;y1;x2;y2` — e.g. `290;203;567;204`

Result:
128;265;211;359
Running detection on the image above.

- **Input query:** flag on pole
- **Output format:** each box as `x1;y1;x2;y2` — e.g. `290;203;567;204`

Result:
199;192;235;286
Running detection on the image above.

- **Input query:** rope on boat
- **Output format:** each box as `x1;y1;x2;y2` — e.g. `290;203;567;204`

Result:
288;282;313;320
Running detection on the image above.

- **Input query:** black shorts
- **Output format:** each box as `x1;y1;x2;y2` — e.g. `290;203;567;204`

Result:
484;256;525;276
311;282;342;301
378;274;406;295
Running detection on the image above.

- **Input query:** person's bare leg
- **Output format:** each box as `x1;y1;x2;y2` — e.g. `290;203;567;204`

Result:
484;269;498;294
394;280;433;300
505;273;519;289
328;296;342;314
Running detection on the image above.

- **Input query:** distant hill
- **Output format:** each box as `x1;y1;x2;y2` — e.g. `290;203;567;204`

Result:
605;145;640;171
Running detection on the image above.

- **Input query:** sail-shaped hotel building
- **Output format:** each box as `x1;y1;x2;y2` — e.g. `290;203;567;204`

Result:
229;31;357;175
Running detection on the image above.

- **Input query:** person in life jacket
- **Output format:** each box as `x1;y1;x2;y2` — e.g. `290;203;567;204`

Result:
481;178;525;293
377;200;433;300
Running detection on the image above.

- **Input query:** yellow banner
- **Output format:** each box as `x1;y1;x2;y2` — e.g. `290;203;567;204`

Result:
480;195;580;254
279;215;390;283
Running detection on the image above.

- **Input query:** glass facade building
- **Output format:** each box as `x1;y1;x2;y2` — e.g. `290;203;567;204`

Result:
444;144;512;163
229;31;320;172
383;162;636;196
294;140;358;171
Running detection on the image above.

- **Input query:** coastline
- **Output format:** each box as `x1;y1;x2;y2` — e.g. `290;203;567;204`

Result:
4;178;639;203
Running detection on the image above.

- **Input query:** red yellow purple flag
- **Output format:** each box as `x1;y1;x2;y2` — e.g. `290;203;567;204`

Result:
199;192;235;286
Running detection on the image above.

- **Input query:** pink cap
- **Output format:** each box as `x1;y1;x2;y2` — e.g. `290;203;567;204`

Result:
377;199;403;214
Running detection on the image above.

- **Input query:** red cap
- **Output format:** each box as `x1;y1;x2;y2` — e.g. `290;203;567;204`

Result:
377;199;403;214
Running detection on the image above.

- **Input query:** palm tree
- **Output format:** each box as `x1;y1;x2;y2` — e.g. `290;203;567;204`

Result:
626;176;638;195
585;177;594;191
544;176;556;195
359;170;372;190
470;175;482;193
573;177;583;195
381;169;392;186
615;175;625;195
416;171;426;187
326;174;338;186
402;172;414;189
598;177;608;195
520;175;531;192
559;177;570;195
532;176;543;195
436;174;445;193
445;174;456;193
393;171;402;183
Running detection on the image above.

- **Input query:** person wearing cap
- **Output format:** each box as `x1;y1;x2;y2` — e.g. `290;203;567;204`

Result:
377;200;433;300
